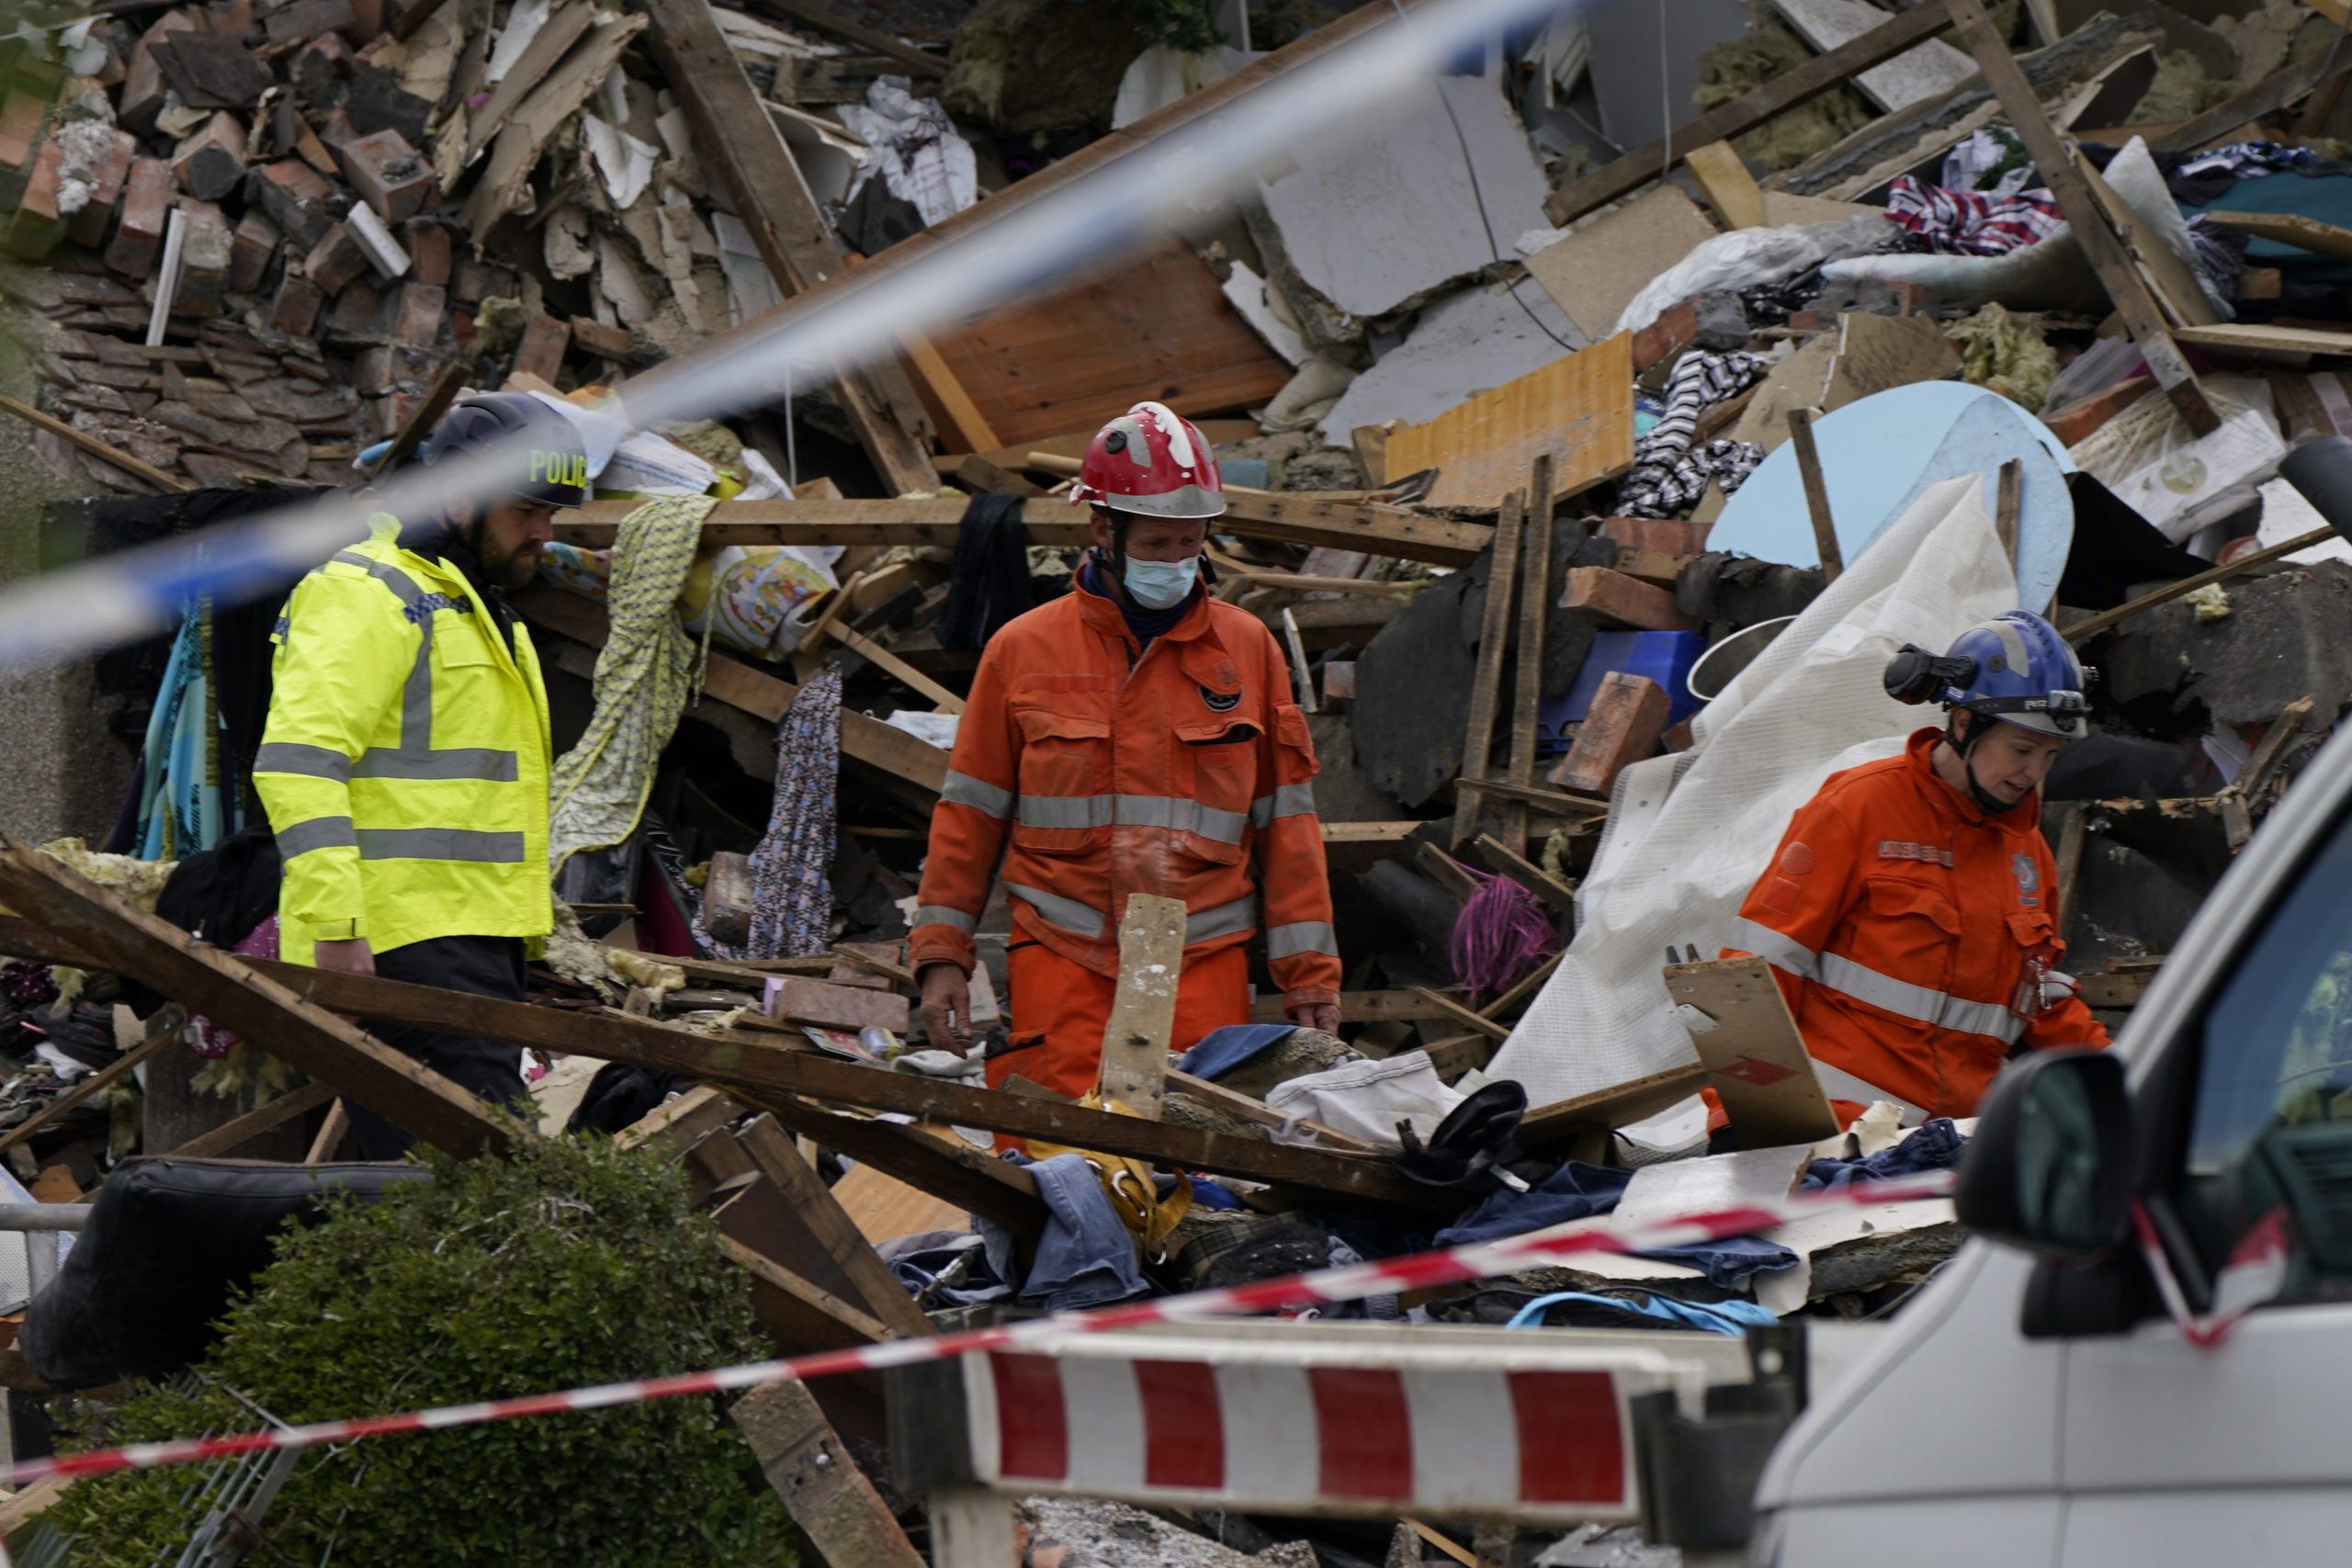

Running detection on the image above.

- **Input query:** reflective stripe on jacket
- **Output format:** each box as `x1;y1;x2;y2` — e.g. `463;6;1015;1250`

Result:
1721;728;2109;1122
909;573;1341;1010
255;517;555;965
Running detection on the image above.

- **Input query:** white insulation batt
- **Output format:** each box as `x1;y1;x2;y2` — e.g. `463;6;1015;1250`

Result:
1487;475;2021;1112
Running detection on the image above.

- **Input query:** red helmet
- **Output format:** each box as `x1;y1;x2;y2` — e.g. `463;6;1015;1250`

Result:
1069;400;1225;519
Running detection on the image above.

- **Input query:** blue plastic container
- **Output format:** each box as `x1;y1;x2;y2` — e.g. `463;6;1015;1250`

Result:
1538;630;1707;754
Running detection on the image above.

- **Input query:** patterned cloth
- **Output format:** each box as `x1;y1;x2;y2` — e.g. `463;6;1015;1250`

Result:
548;494;718;874
695;660;841;961
1616;351;1769;520
2176;141;2320;183
1885;175;2064;256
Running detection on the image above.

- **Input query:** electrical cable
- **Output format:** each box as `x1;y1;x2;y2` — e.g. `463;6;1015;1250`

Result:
1385;0;1581;354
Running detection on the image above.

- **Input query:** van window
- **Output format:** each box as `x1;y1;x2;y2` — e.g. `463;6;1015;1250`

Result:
2177;803;2352;1305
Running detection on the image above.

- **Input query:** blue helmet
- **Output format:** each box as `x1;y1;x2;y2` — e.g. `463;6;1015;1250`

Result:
1884;610;2088;739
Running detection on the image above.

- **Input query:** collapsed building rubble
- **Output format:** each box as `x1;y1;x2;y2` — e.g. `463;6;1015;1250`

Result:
2;0;2352;1557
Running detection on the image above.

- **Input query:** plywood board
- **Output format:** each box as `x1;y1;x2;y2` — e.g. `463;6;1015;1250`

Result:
1770;0;1976;111
1665;955;1840;1147
1385;331;1635;510
1761;190;1875;226
927;233;1293;448
832;1157;972;1245
1526;186;1721;340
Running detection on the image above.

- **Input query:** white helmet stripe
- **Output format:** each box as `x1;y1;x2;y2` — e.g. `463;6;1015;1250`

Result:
1132;400;1195;471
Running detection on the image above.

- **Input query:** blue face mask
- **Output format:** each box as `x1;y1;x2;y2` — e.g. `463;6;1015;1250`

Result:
1122;555;1199;609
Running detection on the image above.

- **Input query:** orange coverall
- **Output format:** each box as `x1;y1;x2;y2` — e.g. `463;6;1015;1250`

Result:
909;575;1342;1100
1722;728;2109;1126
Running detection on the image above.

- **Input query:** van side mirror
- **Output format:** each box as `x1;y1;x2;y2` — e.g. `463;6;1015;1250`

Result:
1956;1050;2134;1261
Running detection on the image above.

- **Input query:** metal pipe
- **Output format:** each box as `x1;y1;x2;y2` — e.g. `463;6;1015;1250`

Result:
0;1204;92;1231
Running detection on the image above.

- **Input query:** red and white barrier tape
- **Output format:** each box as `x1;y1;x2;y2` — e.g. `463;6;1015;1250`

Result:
0;1173;1954;1492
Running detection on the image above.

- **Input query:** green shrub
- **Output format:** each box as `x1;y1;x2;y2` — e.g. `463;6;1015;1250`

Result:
47;1137;796;1567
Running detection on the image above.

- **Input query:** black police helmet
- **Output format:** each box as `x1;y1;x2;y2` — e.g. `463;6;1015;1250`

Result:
418;391;590;512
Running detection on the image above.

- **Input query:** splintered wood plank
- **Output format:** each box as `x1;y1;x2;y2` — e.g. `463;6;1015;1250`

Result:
1664;954;1840;1146
1684;140;1766;229
1453;489;1525;849
2207;210;2352;263
928;234;1294;448
1504;453;1557;856
1095;893;1187;1118
733;1380;928;1568
1386;331;1634;510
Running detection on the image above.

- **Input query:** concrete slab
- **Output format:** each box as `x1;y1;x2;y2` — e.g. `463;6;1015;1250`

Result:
1316;278;1583;447
1260;73;1550;321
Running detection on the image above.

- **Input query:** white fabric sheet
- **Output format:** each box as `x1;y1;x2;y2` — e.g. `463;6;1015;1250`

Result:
1487;475;2021;1108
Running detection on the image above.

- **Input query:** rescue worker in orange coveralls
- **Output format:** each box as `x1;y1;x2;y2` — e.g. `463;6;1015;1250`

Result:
910;402;1342;1099
1722;610;2109;1129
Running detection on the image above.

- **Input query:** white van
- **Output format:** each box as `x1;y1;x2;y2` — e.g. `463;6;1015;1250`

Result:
1748;712;2352;1565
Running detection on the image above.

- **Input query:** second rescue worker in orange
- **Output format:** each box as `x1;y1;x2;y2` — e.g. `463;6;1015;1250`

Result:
910;402;1341;1098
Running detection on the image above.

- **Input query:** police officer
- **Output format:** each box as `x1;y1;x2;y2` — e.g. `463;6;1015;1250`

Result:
254;394;589;1156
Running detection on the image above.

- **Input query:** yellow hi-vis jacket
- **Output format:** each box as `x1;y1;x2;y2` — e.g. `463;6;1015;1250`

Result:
254;516;555;966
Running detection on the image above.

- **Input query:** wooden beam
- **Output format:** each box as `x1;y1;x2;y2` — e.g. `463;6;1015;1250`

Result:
1943;0;2219;435
718;1233;896;1351
1454;490;1525;849
637;0;937;494
1479;950;1562;1021
1684;140;1766;229
0;841;514;1155
1544;2;1958;227
0;392;188;492
1504;454;1556;858
2149;42;2352;153
1470;832;1578;919
0;1005;180;1156
305;1099;349;1163
2063;525;2335;644
2073;150;2219;328
1095;893;1186;1118
1787;407;1843;581
514;582;948;793
733;1379;928;1568
616;1083;742;1151
552;494;1492;569
749;1092;1046;1244
369;359;468;477
901;327;1001;452
167;1079;337;1156
1167;1070;1377;1153
235;961;1446;1207
1448;775;1611;818
740;0;944;76
1249;987;1470;1025
736;1113;935;1339
1408;987;1511;1043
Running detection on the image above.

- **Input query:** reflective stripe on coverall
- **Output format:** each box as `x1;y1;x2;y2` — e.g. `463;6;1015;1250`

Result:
254;515;556;966
910;571;1340;1095
1720;728;2109;1126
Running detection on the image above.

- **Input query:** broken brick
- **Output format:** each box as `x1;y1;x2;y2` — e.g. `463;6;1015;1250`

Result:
205;0;255;38
302;221;369;294
6;139;65;260
763;976;910;1034
570;316;633;363
245;157;336;250
334;128;433;223
1562;567;1702;633
1550;672;1669;798
121;9;204;132
1631;291;1747;376
390;282;445;348
174;199;234;316
171;110;248;203
2042;378;2155;446
511;311;569;382
449;258;512;307
230;209;278;293
344;64;429;145
403;219;449;287
345;0;385;44
353;344;400;394
1600;517;1712;555
0;91;44;177
291;32;353;107
62;126;141;249
106;156;175;277
268;272;324;336
324;278;388;337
